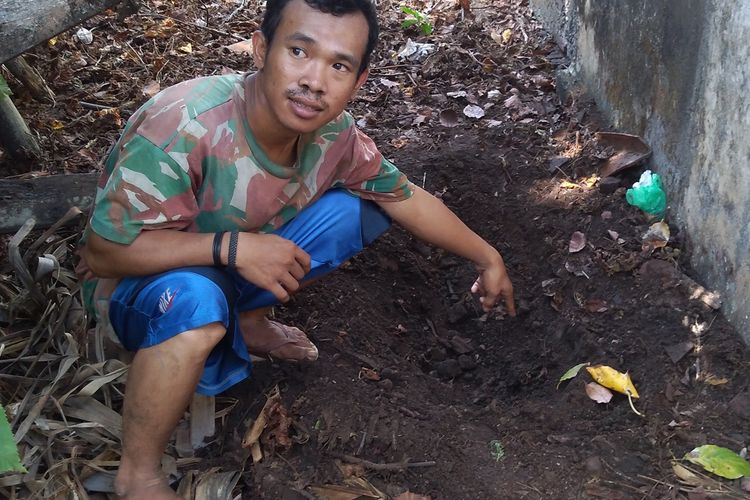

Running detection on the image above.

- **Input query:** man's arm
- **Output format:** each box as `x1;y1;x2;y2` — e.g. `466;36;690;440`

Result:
82;229;310;303
377;185;516;315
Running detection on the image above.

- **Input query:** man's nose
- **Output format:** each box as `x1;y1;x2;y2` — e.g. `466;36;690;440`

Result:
299;60;326;94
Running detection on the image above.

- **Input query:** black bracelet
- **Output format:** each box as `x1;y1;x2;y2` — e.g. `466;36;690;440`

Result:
212;232;225;267
228;230;239;270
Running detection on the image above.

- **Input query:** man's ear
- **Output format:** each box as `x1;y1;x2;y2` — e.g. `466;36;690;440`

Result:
352;67;369;96
252;31;268;70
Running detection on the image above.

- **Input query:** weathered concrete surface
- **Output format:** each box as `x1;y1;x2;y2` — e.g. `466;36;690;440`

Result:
531;0;750;345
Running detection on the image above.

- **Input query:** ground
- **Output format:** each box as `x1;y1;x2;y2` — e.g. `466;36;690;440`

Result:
1;0;749;499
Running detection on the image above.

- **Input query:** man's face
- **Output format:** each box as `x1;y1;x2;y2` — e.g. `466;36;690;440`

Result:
253;0;370;135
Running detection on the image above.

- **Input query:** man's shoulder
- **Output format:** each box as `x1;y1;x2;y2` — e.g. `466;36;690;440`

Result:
126;73;244;151
145;73;242;115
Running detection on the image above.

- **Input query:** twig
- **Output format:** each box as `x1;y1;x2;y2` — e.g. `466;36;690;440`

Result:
356;431;367;455
224;0;246;21
371;63;419;71
124;41;147;69
79;102;113;111
329;453;436;471
424;317;439;338
500;157;512;183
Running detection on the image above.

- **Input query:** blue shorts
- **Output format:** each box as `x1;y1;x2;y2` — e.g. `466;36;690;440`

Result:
108;190;391;395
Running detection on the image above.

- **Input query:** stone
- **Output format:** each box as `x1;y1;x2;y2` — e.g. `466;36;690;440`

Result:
435;359;462;379
427;346;447;362
599;176;621;194
378;379;394;391
458;354;477;371
447;301;469;324
584;456;603;473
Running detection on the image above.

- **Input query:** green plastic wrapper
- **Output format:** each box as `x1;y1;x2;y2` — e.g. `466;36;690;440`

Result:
626;170;666;217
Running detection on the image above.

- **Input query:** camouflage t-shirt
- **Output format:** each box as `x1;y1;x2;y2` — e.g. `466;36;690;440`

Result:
81;72;413;317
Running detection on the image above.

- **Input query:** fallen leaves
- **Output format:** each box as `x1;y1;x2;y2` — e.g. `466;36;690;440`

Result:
557;362;589;388
586;365;639;398
585;382;613;404
557;363;643;415
568;231;586;253
242;386;293;463
684;445;750;480
462;104;485;119
641;221;670;254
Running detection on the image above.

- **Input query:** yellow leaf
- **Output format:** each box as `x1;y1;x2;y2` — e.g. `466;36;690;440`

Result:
671;462;701;485
560;180;580;189
586;365;639;398
51;120;65;130
178;43;193;54
502;29;513;44
48;37;58;47
581;175;599;188
704;374;728;385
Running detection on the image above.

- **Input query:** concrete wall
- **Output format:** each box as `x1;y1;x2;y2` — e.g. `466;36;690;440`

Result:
531;0;750;345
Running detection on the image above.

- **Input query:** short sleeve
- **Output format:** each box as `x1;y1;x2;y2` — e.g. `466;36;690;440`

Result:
338;127;414;202
89;134;200;244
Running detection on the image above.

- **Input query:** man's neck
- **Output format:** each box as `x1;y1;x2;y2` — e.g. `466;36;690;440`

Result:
245;74;300;167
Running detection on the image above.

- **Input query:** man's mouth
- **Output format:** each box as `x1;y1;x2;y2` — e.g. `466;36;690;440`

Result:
289;96;324;111
287;95;325;120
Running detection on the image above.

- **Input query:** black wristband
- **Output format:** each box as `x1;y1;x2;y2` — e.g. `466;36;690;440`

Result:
212;232;225;267
228;230;239;270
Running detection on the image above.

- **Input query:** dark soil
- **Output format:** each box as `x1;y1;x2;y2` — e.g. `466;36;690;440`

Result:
2;0;749;499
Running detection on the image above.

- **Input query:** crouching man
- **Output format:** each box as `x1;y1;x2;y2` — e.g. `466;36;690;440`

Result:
77;0;515;497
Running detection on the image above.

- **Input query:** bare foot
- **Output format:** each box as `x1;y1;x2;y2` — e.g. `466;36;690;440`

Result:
115;472;179;499
239;310;318;361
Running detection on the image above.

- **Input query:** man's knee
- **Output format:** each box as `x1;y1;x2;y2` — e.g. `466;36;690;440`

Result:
168;322;227;360
111;268;236;352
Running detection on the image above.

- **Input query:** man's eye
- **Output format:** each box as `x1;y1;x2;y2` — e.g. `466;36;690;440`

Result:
291;47;304;57
333;63;349;72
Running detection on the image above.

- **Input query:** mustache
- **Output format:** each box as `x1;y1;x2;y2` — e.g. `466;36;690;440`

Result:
286;88;325;105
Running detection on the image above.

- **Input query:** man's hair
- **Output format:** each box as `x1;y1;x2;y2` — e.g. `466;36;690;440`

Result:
260;0;379;76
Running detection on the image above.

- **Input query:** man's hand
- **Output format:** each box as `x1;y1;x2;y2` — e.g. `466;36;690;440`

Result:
81;229;310;303
379;186;516;316
234;233;311;303
471;257;516;316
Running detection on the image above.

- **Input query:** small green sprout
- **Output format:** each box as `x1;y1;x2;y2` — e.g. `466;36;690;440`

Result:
400;6;433;35
489;440;505;463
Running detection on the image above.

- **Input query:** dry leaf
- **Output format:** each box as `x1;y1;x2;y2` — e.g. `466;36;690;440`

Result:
641;221;670;253
585;382;613;403
379;78;399;89
569;231;586;253
463;104;485;119
584;299;608;313
142;80;161;98
503;94;522;109
359;367;380;381
704;374;729;386
672;462;702;485
178;43;193;54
